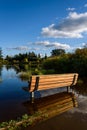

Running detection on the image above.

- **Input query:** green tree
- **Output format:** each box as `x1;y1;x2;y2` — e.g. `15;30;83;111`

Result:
44;53;47;59
72;48;87;77
43;54;70;74
51;49;65;56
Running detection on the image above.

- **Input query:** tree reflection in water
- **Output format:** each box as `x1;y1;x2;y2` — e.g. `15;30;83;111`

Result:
72;79;87;96
0;65;2;82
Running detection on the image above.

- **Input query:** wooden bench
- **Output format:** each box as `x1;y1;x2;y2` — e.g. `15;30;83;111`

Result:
23;73;78;103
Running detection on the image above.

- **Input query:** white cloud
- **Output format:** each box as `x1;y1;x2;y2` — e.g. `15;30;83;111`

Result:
66;7;75;11
35;41;50;46
52;42;70;49
15;46;29;50
31;47;40;51
7;46;41;51
42;12;87;38
35;41;71;50
7;46;30;51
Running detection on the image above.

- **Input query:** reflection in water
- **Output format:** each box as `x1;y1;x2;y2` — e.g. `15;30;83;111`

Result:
0;77;2;82
72;80;87;96
0;66;29;123
13;64;30;74
21;92;87;130
23;92;78;117
0;65;2;82
2;64;30;74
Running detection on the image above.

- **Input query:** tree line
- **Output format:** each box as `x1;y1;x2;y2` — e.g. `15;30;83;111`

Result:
43;48;87;77
0;47;87;77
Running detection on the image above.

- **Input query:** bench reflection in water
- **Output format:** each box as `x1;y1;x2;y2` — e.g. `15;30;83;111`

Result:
23;92;78;117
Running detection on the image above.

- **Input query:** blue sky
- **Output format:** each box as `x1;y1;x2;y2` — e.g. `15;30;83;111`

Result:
0;0;87;57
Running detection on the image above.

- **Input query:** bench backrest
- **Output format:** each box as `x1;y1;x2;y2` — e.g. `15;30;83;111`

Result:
29;73;78;92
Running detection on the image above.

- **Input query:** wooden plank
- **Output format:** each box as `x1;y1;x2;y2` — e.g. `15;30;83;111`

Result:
38;82;72;90
39;74;75;78
38;80;73;85
33;73;77;77
38;78;73;84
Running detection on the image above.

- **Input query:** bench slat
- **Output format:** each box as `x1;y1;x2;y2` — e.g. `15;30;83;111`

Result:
38;75;75;78
38;79;73;84
34;73;77;77
38;82;73;90
38;77;73;82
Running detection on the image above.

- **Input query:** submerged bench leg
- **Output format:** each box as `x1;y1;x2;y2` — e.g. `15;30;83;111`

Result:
31;92;34;103
67;87;70;92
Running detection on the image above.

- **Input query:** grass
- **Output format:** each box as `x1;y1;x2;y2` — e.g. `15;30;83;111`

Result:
18;68;43;81
19;72;31;81
0;112;48;130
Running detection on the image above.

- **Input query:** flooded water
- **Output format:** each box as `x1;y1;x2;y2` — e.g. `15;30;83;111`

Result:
0;65;30;122
0;65;87;130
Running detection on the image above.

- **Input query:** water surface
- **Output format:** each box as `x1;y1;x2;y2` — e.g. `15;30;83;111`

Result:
0;65;29;122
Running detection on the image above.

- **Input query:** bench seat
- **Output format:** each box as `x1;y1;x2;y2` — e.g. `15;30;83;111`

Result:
23;73;78;103
29;73;78;92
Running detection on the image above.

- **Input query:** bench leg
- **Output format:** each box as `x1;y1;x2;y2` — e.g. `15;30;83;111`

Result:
31;92;34;103
67;87;70;92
